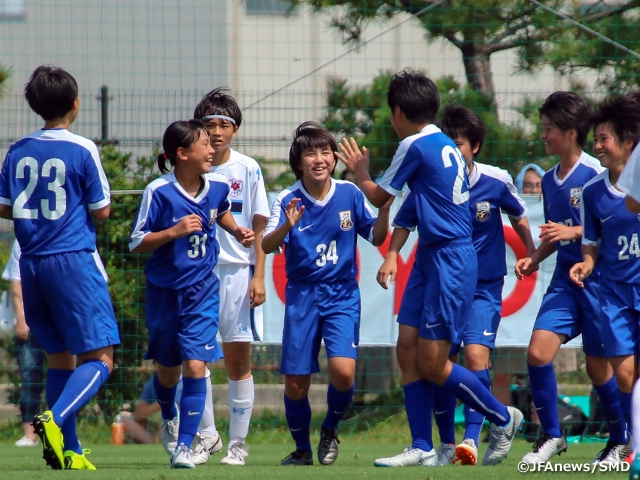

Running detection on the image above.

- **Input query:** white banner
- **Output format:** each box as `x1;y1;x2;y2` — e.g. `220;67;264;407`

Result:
262;194;578;347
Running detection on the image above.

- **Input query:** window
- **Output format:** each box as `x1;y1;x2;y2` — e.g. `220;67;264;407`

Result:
0;0;26;19
245;0;292;15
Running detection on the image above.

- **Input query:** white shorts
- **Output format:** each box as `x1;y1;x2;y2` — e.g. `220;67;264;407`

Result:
214;263;263;343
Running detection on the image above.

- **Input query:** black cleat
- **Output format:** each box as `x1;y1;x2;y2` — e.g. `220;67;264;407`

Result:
281;449;313;466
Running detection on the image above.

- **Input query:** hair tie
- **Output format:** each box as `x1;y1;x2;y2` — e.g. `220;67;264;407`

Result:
163;152;168;160
201;114;237;126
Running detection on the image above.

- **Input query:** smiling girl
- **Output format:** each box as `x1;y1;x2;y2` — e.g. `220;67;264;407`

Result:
570;93;640;465
129;120;254;469
262;122;389;466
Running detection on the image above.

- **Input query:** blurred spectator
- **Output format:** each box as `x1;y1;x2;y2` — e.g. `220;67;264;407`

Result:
2;240;45;447
516;164;544;195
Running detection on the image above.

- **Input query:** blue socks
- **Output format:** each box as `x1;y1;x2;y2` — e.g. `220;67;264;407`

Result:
153;373;179;421
284;394;312;452
50;360;110;446
176;377;206;449
528;362;561;438
433;385;456;445
464;368;491;445
404;379;434;451
620;390;632;435
46;368;81;454
442;363;509;426
322;383;354;430
593;377;628;444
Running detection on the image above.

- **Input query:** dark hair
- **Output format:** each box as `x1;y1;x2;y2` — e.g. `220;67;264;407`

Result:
289;122;338;180
387;69;440;124
437;104;486;157
157;120;210;174
193;87;242;127
538;91;593;148
24;65;78;121
592;93;640;150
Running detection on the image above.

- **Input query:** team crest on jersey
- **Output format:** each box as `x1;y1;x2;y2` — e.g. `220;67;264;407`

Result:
570;188;582;209
209;208;218;226
228;179;243;197
339;210;353;231
476;202;491;222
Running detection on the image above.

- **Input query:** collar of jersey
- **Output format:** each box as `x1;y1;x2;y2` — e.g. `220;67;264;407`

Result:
169;171;211;203
602;170;626;197
468;161;481;188
418;124;441;136
552;151;587;186
295;178;336;206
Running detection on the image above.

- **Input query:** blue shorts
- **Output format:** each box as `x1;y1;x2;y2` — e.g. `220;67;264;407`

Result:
398;238;477;343
20;251;120;355
533;265;605;357
145;274;223;367
458;277;503;350
280;280;360;376
599;280;640;358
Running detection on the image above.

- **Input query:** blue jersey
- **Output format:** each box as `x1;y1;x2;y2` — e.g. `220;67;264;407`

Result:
394;162;526;281
541;152;604;266
582;171;640;283
264;179;377;283
129;172;230;289
378;125;472;245
0;129;110;256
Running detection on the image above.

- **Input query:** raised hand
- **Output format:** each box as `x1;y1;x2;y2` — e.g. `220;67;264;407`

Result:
335;137;370;174
285;198;305;228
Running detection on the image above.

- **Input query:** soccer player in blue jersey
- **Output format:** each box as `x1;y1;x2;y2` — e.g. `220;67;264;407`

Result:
129;120;254;469
0;66;118;470
338;69;524;467
569;93;640;466
515;92;626;465
262;122;390;466
375;104;534;467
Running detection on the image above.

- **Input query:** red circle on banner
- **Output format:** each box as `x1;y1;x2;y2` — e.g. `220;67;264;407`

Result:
501;226;537;317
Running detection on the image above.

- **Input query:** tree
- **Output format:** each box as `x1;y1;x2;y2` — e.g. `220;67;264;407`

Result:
295;0;640;103
0;63;10;97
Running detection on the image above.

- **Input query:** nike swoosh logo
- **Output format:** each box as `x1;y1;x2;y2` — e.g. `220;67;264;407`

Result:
425;323;442;329
535;406;544;411
188;411;200;416
610;417;621;424
172;215;187;223
205;344;215;350
434;410;447;415
290;427;302;432
601;215;614;223
483;330;495;336
298;224;313;232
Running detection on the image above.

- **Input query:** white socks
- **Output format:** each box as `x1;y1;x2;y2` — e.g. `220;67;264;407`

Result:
228;376;254;446
198;368;219;438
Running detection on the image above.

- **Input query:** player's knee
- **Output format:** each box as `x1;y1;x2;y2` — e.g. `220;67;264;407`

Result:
396;341;417;366
224;358;251;381
464;348;490;371
284;376;310;400
527;343;552;366
417;361;445;384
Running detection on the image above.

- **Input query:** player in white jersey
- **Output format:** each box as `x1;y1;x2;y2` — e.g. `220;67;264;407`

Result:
192;89;270;466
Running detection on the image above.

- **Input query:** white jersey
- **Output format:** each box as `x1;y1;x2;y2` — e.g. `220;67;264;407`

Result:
208;149;269;265
620;143;640;202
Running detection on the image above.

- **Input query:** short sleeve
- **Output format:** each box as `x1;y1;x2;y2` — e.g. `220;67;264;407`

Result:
0;150;13;206
1;241;21;282
498;172;527;219
353;187;378;244
264;193;289;245
393;192;418;231
250;165;270;220
129;186;157;251
620;144;640;201
581;186;600;247
83;142;111;210
139;378;157;403
378;141;420;196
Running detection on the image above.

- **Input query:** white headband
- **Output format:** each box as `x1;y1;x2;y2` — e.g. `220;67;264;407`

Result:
201;114;236;126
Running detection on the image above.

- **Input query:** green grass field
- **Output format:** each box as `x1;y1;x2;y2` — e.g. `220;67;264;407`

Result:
0;441;631;480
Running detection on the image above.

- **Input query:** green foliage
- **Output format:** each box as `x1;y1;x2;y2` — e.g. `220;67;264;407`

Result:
0;63;10;97
94;146;158;419
321;71;548;176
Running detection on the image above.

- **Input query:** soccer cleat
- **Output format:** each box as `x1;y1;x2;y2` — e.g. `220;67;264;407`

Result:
436;443;456;466
317;427;340;465
64;449;97;470
15;436;38;447
521;432;568;465
220;442;249;466
593;440;632;466
483;406;524;466
280;449;313;466
374;447;438;467
170;444;196;469
630;452;640;480
32;411;64;470
454;438;478;466
192;432;223;465
161;417;179;455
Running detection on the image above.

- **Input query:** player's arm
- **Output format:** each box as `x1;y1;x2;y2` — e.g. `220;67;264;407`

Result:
509;216;536;257
9;280;28;342
514;240;556;279
262;198;304;254
249;214;268;307
336;138;394;208
569;244;599;288
131;214;203;253
377;227;410;290
0;204;12;220
134;399;161;422
370;197;392;246
539;220;582;244
217;211;255;248
626;195;640;213
90;205;110;222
